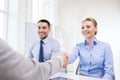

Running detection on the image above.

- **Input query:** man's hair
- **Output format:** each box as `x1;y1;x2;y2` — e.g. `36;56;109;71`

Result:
37;19;50;27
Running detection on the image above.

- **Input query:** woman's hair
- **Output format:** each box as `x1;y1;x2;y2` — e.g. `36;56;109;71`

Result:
82;17;97;35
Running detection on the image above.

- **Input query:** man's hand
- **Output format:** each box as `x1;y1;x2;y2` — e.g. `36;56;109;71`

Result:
53;52;69;68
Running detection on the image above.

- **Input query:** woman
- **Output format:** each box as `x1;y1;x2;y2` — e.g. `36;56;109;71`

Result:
69;17;114;80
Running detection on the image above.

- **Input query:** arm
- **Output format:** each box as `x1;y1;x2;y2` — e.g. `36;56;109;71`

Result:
103;44;115;80
69;44;80;64
26;45;34;59
0;39;68;80
53;40;60;53
51;40;60;57
26;50;34;59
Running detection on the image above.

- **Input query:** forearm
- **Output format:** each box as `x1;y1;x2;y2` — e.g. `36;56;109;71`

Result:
0;39;66;80
0;39;61;80
103;44;115;80
38;58;62;79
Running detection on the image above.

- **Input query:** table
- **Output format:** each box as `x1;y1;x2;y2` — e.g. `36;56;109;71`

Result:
50;72;107;80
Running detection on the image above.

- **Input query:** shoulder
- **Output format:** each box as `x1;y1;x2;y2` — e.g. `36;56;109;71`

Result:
96;40;111;49
97;40;110;46
72;42;84;50
49;38;60;44
76;42;84;47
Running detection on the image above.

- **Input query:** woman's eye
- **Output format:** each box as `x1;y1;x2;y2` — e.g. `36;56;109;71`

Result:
87;25;91;28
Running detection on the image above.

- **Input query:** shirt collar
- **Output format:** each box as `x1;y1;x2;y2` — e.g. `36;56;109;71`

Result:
84;38;97;46
40;36;50;44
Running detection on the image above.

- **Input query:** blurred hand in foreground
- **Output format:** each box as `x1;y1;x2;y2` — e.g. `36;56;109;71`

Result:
62;53;69;68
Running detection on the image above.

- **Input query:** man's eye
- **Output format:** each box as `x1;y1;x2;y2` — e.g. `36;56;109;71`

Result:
43;27;46;29
38;27;40;29
81;26;84;29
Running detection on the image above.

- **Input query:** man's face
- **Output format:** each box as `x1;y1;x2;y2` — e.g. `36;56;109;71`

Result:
37;22;50;40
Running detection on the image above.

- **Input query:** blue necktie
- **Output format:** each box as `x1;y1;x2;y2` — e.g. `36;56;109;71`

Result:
39;40;44;62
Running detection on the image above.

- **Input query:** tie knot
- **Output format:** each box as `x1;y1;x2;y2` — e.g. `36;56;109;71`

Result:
40;40;44;44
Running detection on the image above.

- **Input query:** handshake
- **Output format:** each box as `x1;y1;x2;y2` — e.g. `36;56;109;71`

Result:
62;53;69;68
55;52;69;68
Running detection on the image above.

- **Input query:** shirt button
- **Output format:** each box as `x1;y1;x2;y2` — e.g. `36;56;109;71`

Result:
88;69;90;73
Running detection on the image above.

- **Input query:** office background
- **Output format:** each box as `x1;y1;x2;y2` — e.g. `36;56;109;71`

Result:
0;0;120;79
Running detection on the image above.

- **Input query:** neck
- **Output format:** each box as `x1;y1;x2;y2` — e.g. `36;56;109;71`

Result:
85;37;95;48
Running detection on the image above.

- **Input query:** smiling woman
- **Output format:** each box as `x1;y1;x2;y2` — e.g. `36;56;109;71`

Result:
68;17;115;80
0;0;120;79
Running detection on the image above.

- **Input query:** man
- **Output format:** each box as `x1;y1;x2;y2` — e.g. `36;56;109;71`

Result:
27;19;60;62
0;39;68;80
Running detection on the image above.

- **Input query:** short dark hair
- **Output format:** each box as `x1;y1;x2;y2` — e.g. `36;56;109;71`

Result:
37;19;50;27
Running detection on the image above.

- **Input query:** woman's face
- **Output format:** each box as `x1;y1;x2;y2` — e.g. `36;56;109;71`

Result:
81;21;97;39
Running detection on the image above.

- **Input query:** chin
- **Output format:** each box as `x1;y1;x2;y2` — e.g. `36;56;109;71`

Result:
40;36;47;40
83;35;89;38
84;36;91;38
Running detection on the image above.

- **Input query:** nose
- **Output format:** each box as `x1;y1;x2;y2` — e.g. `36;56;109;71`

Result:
38;29;42;34
38;28;43;32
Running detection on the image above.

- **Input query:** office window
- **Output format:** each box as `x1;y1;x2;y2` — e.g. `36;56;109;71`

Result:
32;0;42;23
32;0;55;23
0;0;7;40
32;0;56;37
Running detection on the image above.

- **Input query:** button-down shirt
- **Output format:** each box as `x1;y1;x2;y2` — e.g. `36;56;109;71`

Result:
69;38;114;80
27;36;60;62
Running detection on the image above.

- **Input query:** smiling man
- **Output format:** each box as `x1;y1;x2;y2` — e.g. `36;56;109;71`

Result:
27;19;60;62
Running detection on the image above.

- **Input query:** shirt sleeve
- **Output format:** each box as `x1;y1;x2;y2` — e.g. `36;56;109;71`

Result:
69;44;80;64
0;39;62;80
103;44;115;80
26;45;34;59
38;57;63;80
